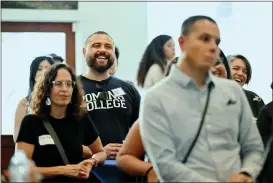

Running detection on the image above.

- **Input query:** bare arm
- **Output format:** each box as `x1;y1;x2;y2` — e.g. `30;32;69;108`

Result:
14;99;28;142
116;121;153;176
82;145;92;159
88;137;107;165
16;142;67;179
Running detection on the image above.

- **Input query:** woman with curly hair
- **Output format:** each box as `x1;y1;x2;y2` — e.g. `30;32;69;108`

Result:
15;64;107;182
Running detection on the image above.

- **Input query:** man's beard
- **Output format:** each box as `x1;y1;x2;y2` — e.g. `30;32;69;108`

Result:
86;53;114;73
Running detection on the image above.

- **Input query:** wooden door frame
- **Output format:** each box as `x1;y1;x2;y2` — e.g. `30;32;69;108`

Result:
1;22;75;69
1;22;75;172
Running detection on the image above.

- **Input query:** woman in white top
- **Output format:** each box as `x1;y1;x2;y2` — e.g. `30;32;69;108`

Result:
136;35;175;88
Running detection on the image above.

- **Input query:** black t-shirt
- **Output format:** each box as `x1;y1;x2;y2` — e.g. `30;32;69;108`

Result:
257;101;273;182
16;114;98;182
244;89;265;118
79;75;141;146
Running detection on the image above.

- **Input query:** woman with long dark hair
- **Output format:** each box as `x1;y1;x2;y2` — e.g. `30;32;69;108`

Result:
14;56;54;142
137;35;175;88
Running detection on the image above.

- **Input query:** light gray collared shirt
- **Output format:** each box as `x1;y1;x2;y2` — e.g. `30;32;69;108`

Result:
139;67;264;182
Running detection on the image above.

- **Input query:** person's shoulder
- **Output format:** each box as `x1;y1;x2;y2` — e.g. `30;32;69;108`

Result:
243;89;260;97
141;78;169;101
212;77;247;100
148;64;163;72
21;114;42;127
213;77;241;91
18;97;28;107
264;101;273;114
111;76;139;92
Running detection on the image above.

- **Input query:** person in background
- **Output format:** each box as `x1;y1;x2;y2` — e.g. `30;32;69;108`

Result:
211;48;232;79
140;15;264;182
109;47;119;76
47;53;64;65
136;35;175;88
79;31;140;160
16;64;106;182
13;56;54;142
256;81;273;182
228;54;265;118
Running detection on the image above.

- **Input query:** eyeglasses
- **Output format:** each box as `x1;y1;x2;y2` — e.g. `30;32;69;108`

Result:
52;81;76;88
96;84;108;100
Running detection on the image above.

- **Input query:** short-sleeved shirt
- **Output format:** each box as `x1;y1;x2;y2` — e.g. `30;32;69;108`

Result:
79;75;141;146
16;114;98;182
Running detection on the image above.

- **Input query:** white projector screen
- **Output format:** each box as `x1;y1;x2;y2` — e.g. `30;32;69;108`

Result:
147;2;272;104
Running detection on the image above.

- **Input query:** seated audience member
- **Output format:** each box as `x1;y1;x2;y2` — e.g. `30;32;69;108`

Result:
16;64;106;182
228;54;265;118
257;81;273;182
14;56;54;142
137;34;175;88
140;15;264;182
47;53;64;64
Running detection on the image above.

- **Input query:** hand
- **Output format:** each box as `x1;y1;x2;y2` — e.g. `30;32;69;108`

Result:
64;159;93;179
104;143;122;159
28;160;42;182
78;159;94;179
147;169;158;183
226;173;253;183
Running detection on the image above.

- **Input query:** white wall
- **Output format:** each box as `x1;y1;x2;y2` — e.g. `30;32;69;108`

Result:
1;2;147;135
147;2;272;104
2;2;147;82
76;2;147;82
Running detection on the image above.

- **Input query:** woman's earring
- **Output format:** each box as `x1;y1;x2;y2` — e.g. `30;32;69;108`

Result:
46;97;51;106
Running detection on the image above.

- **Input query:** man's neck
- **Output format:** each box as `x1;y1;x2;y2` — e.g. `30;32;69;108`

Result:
84;68;110;81
177;59;208;90
50;105;66;119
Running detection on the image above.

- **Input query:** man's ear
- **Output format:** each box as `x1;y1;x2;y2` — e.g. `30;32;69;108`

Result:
82;47;86;57
178;35;186;51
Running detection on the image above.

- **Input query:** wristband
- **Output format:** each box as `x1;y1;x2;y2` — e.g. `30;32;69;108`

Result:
145;166;153;177
90;158;98;167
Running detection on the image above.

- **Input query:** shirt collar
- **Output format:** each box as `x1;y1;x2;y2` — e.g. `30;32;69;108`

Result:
170;67;215;89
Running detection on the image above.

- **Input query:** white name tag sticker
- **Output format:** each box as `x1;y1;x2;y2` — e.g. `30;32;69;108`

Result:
112;87;126;97
38;135;55;146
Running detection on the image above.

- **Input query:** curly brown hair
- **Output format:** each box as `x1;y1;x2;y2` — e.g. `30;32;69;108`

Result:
30;64;86;120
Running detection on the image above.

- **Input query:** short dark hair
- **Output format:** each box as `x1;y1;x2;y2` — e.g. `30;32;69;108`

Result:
181;15;217;35
47;53;64;63
115;46;119;61
28;56;55;99
219;48;232;79
137;34;172;87
84;31;113;46
228;54;252;84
